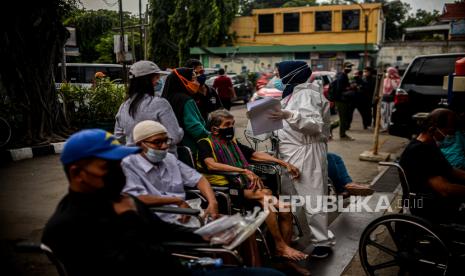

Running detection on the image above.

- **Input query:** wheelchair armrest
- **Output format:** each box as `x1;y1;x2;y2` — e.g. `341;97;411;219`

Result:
150;206;201;216
249;160;280;166
162;241;215;248
211;186;229;192
15;241;42;253
379;161;398;167
197;168;242;177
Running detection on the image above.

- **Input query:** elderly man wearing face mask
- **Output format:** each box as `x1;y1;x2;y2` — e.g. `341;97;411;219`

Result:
121;120;219;224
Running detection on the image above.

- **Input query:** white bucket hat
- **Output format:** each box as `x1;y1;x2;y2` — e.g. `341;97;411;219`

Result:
129;60;169;79
133;120;168;143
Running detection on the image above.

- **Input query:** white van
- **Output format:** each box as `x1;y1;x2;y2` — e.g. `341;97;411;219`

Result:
55;63;124;88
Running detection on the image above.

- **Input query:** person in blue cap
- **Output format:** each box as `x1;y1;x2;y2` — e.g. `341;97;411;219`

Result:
41;129;285;276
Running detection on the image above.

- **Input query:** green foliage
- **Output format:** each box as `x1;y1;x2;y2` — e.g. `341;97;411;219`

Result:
383;0;411;40
382;0;440;41
403;9;440;28
239;0;288;15
95;33;116;63
148;0;178;68
59;78;125;129
64;9;142;63
90;78;126;121
282;0;317;8
150;0;239;66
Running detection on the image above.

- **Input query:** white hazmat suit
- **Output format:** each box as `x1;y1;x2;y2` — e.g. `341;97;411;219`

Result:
278;82;335;247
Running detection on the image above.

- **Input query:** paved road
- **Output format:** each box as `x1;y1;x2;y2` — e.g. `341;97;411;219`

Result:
0;104;408;275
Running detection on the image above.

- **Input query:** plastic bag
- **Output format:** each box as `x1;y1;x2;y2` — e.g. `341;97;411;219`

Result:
194;213;243;238
172;198;204;228
194;207;264;245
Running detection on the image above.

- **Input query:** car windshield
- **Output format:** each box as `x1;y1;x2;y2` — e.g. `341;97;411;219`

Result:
402;55;464;87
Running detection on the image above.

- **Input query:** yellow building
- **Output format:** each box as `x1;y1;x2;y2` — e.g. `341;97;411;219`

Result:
191;3;384;73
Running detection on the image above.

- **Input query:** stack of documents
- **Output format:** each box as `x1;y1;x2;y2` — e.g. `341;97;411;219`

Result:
246;97;283;135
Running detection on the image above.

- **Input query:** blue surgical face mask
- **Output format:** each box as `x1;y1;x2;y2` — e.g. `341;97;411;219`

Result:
274;79;285;91
154;78;164;92
145;147;168;163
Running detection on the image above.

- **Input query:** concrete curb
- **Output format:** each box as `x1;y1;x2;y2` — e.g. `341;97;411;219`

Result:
0;142;65;163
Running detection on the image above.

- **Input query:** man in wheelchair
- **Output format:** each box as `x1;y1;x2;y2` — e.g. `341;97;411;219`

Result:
197;110;309;265
121;120;219;225
399;108;465;224
42;129;284;276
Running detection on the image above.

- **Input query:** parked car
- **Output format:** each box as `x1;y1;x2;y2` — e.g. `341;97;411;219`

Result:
389;53;465;139
203;67;219;78
206;74;254;103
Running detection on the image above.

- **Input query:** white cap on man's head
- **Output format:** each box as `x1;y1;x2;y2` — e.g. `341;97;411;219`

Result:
133;120;168;143
129;60;169;78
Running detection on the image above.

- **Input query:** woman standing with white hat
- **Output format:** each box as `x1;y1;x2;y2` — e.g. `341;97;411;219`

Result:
114;60;183;154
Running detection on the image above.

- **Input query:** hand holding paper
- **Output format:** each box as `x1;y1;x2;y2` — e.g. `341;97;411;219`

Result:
269;110;292;120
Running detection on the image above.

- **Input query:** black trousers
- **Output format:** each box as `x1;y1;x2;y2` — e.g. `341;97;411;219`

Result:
221;98;232;110
335;101;354;137
354;99;372;129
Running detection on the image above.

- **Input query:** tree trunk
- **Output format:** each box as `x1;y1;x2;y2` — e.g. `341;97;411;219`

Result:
0;1;70;145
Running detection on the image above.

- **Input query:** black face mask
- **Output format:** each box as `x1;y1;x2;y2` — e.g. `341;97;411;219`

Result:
100;164;126;201
344;69;352;74
197;74;207;86
218;127;235;141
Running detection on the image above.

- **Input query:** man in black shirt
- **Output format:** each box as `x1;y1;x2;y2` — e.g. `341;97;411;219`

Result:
42;129;201;276
333;62;357;140
42;129;285;276
399;109;465;223
185;59;223;121
362;67;377;127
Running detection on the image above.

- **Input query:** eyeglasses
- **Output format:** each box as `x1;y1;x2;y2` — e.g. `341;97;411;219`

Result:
144;138;173;148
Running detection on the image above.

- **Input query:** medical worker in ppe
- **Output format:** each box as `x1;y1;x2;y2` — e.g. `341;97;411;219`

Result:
270;60;334;258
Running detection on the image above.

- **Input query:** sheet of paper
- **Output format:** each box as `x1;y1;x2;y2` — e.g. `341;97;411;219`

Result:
246;97;283;135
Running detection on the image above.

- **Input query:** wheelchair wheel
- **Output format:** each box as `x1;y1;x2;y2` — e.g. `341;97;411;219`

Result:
359;213;450;276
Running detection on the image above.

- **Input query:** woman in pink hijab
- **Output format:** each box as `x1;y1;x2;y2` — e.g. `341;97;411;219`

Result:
381;67;401;131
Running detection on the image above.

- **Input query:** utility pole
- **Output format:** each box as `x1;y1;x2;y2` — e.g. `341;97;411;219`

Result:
139;0;143;60
118;0;127;84
131;28;136;63
61;46;67;82
364;13;368;67
145;4;149;60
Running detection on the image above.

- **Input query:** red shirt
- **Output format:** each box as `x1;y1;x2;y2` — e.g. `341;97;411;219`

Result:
213;75;233;99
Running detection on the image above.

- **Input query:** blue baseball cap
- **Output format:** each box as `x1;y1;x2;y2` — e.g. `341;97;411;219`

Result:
60;129;140;165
